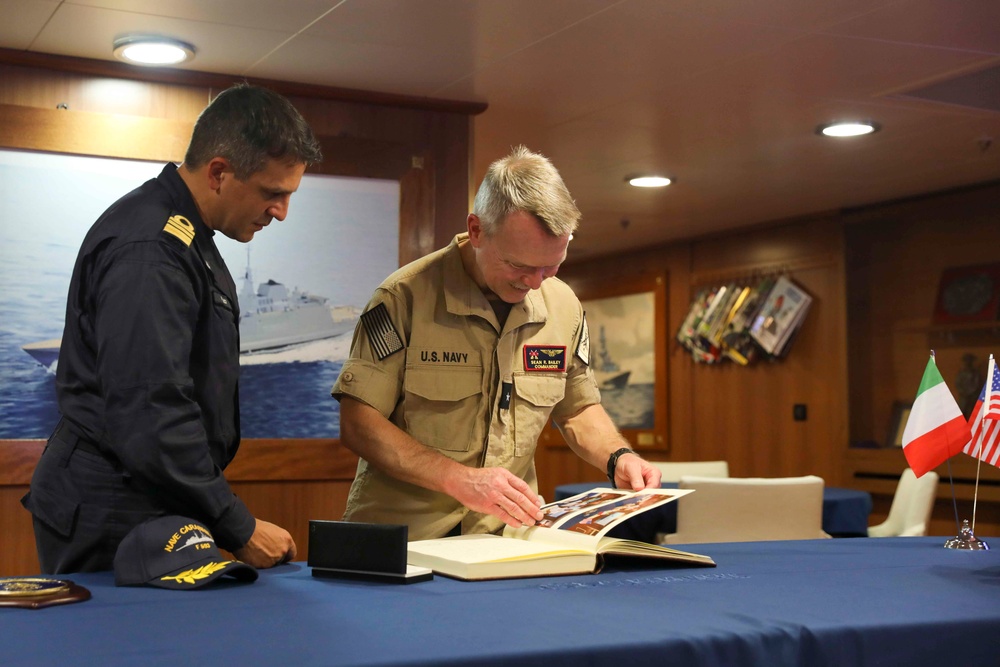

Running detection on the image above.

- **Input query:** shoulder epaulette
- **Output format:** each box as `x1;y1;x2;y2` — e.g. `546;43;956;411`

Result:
161;213;195;247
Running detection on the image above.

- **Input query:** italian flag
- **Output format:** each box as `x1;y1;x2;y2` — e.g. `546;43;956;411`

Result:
901;356;970;478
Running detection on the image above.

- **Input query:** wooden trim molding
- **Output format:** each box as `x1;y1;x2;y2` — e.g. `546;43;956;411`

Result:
0;441;44;486
0;439;359;486
0;47;488;116
0;102;190;162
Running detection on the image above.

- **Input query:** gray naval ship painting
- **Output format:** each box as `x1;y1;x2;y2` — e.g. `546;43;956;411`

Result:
238;261;354;356
21;257;356;370
593;325;631;390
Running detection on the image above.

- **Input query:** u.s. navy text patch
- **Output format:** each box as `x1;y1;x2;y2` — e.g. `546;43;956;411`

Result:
361;302;404;360
523;345;567;372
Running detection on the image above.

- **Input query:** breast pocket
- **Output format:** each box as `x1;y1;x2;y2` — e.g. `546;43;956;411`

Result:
512;374;566;457
403;365;483;452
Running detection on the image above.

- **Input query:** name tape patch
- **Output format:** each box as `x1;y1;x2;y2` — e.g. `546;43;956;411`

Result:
523;345;567;372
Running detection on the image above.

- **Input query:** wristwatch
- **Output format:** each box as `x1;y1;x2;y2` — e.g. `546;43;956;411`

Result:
606;447;635;488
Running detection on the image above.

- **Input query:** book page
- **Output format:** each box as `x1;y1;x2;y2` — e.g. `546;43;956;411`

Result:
505;522;715;567
509;487;691;539
408;534;590;564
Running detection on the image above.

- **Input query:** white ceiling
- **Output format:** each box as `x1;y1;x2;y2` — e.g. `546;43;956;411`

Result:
2;0;999;259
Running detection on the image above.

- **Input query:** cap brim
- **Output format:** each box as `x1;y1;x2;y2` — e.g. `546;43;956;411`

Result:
149;558;259;590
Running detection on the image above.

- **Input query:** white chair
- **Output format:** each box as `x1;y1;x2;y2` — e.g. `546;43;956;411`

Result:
651;460;729;483
660;475;828;545
867;468;939;537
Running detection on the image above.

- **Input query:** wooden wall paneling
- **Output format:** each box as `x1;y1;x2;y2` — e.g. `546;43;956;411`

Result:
844;182;1000;449
543;214;850;490
0;49;487;117
844;448;1000;537
0;102;191;161
399;152;437;265
0;487;38;576
0;441;43;575
0;64;210;119
226;480;354;563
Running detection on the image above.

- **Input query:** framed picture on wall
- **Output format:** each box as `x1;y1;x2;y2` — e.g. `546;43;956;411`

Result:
556;272;669;453
0;149;401;440
932;262;1000;325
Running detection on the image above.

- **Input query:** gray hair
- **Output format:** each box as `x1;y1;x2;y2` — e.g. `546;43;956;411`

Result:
184;83;322;180
472;145;580;236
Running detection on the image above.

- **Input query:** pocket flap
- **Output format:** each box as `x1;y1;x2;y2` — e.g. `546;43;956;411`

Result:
514;374;567;407
22;487;79;539
405;368;481;401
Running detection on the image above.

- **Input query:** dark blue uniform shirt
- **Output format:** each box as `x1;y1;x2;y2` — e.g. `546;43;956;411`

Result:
29;163;255;556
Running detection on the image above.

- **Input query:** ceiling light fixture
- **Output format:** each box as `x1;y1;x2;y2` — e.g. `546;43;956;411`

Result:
627;175;672;188
816;121;880;138
113;36;195;66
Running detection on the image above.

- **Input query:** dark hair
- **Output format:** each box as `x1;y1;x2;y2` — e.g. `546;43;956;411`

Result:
184;83;322;180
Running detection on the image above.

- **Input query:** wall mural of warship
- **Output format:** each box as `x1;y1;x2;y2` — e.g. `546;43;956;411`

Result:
237;256;354;356
21;254;356;372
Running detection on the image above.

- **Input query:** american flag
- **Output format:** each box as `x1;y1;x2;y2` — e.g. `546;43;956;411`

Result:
963;356;1000;468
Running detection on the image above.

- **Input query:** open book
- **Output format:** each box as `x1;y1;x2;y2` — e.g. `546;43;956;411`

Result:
407;487;715;580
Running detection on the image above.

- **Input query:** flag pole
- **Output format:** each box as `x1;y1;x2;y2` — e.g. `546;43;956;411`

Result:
945;459;960;534
970;354;995;535
931;350;961;534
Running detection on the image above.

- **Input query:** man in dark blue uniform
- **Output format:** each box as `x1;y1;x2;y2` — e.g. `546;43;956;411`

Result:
22;84;323;574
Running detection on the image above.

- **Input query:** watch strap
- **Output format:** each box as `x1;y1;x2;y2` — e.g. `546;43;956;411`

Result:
606;447;636;488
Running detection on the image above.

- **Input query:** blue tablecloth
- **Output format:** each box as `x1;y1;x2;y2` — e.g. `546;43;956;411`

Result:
554;482;874;540
4;537;998;667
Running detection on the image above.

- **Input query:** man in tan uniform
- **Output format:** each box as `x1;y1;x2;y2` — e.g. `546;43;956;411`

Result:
332;146;662;540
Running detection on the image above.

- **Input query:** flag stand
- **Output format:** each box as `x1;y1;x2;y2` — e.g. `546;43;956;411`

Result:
943;519;989;550
944;353;995;551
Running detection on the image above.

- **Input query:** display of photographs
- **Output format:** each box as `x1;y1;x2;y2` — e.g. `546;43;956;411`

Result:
749;275;813;356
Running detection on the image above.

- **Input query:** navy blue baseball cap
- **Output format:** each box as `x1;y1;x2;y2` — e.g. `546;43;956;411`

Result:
114;516;258;590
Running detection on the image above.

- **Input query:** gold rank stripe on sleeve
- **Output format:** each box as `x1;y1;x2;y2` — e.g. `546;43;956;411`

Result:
361;302;404;360
162;214;195;246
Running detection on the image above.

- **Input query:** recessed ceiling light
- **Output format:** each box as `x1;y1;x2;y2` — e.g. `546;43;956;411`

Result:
817;121;880;138
627;175;672;188
113;36;195;66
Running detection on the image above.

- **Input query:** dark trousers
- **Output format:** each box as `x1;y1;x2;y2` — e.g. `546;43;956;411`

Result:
22;421;165;574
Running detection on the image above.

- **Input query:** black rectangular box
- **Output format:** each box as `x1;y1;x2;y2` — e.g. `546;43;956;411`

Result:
308;521;431;583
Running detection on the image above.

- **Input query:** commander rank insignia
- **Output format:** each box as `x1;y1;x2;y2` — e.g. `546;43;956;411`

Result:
523;345;567;372
162;214;195;247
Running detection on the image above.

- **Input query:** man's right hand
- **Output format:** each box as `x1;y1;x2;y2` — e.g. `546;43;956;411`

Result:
233;519;297;568
447;467;545;529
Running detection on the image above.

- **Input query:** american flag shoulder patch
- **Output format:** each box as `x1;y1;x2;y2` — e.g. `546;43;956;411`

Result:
361;302;404;360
